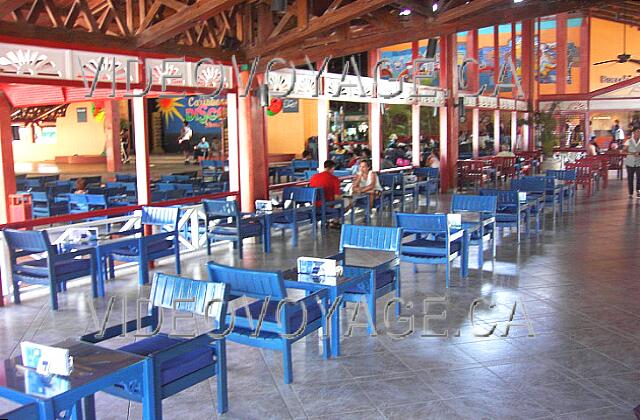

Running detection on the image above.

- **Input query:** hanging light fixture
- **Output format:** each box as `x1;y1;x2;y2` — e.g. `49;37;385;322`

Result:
258;84;270;107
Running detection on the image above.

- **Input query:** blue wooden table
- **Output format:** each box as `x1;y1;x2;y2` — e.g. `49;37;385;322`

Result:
282;268;370;358
0;339;149;420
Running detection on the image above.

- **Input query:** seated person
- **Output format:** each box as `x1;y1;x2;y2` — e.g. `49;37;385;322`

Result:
587;140;598;156
75;178;88;194
496;144;516;158
309;160;342;227
193;137;210;161
423;150;440;168
352;159;383;208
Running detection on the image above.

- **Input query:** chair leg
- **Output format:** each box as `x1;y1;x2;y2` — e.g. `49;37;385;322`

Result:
141;360;163;420
12;280;21;305
206;236;212;255
283;342;293;384
216;341;228;414
395;267;401;317
49;281;59;310
237;239;243;259
445;262;450;288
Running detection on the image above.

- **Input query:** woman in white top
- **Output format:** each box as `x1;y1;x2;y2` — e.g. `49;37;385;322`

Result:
353;159;382;206
624;127;640;198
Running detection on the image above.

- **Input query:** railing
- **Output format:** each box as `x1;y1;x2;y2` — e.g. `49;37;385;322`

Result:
0;191;237;301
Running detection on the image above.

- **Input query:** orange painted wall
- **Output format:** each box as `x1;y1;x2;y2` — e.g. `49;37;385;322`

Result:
590;18;640;92
12;101;110;162
266;99;318;156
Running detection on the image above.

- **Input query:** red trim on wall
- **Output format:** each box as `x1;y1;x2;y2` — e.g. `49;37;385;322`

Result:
557;14;568;95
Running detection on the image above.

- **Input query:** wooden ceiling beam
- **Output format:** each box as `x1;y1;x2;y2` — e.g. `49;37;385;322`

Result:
436;0;506;23
0;0;31;17
135;0;244;48
250;0;390;57
395;0;434;18
0;19;238;61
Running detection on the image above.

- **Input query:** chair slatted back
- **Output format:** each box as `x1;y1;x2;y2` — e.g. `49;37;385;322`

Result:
546;170;577;182
207;261;286;300
479;189;520;206
565;162;592;181
68;194;89;213
511;177;546;194
283;186;317;205
414;167;439;180
395;213;448;235
340;224;402;254
3;229;50;254
142;206;180;229
150;273;228;324
451;194;497;215
203;199;238;218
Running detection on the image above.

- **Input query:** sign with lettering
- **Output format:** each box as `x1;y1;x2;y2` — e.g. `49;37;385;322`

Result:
282;98;299;113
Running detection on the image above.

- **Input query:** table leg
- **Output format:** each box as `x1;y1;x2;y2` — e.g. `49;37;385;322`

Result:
83;395;96;420
462;232;469;278
96;249;105;297
331;295;341;358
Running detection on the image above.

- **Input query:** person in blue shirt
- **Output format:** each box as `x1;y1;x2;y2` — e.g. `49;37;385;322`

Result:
193;137;210;162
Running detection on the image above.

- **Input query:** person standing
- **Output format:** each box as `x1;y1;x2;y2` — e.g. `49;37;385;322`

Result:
120;126;130;164
624;127;640;198
178;120;193;164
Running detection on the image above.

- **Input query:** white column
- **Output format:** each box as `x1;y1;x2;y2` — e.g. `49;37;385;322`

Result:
523;112;530;151
226;93;240;192
412;104;421;166
494;109;501;155
472;108;480;158
511;111;518;151
132;95;150;205
317;98;329;170
371;101;381;172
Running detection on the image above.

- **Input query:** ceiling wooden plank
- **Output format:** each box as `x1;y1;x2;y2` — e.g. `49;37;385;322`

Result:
251;0;390;57
297;0;309;28
0;18;237;60
269;10;295;39
137;0;162;33
395;0;434;18
135;0;244;48
125;0;134;33
0;0;31;17
436;0;505;23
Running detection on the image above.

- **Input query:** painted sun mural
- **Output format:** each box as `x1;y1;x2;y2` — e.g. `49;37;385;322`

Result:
156;97;184;125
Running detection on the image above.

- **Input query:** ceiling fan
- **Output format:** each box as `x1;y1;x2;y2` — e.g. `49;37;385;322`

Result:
593;24;640;66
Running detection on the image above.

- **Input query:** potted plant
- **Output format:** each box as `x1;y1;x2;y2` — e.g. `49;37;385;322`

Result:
528;102;561;171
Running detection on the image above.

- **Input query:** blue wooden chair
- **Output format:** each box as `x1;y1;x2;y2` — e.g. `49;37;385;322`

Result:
203;199;264;259
546;169;577;212
315;188;346;236
82;273;230;417
304;170;318;180
414;167;440;208
107;207;181;285
380;173;414;212
511;178;548;228
115;173;137;182
207;262;329;384
480;189;530;243
3;229;96;310
395;213;465;288
517;176;561;218
0;403;38;420
68;194;89;214
335;225;402;333
30;190;67;218
271;187;318;247
451;194;498;268
150;190;167;202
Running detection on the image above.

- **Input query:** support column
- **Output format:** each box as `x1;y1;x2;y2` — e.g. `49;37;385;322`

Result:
511;111;518;151
412;104;421;166
370;101;381;172
104;100;122;173
440;33;460;191
132;95;150;205
226;93;240;192
317;98;329;170
0;92;16;224
494;109;501;155
238;73;269;212
472;108;480;158
523;112;530;151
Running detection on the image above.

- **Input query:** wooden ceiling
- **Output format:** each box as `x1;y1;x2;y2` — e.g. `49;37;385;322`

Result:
591;0;640;28
0;0;625;63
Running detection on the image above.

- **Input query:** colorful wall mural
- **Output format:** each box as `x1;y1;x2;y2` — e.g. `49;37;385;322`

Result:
151;96;226;153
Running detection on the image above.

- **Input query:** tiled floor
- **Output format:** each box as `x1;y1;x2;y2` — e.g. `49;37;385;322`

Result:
1;180;639;419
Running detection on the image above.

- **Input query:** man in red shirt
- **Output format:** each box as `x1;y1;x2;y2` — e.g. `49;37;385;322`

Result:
309;160;342;225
